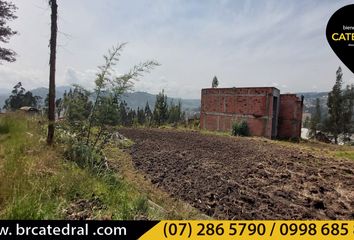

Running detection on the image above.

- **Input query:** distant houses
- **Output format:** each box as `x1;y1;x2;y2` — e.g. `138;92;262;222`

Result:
19;106;39;113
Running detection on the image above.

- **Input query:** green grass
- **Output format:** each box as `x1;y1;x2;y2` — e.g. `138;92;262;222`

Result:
0;113;150;220
335;151;354;161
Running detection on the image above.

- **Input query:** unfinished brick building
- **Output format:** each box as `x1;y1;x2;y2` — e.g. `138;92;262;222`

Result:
200;87;303;139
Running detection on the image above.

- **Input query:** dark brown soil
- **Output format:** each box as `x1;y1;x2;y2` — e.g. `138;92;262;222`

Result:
119;128;354;220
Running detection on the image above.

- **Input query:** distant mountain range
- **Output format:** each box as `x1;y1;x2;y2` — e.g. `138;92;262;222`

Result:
119;91;200;111
0;86;329;115
0;86;201;112
297;92;328;114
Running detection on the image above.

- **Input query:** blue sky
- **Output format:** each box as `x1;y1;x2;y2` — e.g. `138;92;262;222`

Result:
1;0;354;98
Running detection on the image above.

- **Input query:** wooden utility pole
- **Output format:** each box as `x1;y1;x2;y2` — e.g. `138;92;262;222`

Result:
47;0;57;145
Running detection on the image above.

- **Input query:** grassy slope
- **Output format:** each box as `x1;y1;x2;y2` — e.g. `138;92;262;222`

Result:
271;138;354;161
0;114;202;220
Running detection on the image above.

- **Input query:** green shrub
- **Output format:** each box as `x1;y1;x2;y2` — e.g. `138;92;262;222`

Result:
231;120;250;136
0;114;153;220
65;142;107;174
0;122;10;134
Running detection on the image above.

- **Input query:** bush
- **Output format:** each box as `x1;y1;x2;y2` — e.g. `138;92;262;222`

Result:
0;122;10;134
0;114;152;220
231;120;249;136
0;116;14;134
65;142;107;174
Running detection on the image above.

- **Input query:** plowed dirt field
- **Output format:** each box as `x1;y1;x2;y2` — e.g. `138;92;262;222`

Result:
120;128;354;220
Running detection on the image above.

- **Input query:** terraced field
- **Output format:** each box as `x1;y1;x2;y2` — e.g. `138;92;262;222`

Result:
120;128;354;220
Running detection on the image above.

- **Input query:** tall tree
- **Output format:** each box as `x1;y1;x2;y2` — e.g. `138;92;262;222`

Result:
47;0;58;145
3;82;40;110
84;44;158;146
309;98;321;137
327;67;343;143
144;101;152;123
55;98;63;119
137;107;145;125
325;67;354;144
62;86;92;124
153;90;168;126
168;100;183;124
93;93;120;126
342;84;354;139
0;0;17;62
212;76;219;88
119;101;128;126
126;108;136;127
303;116;310;129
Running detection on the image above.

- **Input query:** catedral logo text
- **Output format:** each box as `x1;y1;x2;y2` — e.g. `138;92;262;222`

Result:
332;26;354;41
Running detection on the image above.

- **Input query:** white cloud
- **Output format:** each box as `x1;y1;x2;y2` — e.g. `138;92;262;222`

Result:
63;68;97;89
0;66;47;89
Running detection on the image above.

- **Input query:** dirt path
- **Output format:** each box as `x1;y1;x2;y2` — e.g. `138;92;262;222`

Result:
119;128;354;220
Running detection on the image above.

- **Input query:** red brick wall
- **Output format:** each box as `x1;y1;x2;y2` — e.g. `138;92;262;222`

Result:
277;94;303;139
200;87;280;138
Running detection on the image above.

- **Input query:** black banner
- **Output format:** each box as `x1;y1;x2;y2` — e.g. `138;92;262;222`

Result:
326;4;354;74
0;220;159;239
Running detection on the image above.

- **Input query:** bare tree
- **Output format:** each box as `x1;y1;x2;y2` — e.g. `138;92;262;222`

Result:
47;0;57;145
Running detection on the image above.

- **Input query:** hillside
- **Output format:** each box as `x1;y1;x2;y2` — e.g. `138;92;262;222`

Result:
297;92;328;113
1;86;331;115
0;86;71;110
120;91;200;112
0;87;200;113
0;114;202;219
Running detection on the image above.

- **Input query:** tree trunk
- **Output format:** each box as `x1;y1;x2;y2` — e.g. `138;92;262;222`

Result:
47;0;57;145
